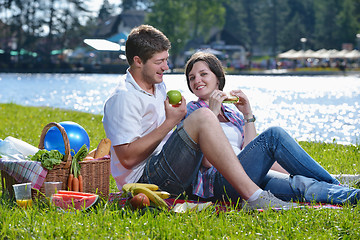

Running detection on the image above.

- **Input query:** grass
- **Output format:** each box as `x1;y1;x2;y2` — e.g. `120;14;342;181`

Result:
1;103;360;239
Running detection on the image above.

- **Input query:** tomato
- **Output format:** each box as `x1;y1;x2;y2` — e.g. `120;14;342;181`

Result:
167;90;182;105
129;193;150;209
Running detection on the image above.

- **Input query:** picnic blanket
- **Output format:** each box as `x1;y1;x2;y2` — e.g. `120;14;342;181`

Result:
0;156;48;190
108;192;342;213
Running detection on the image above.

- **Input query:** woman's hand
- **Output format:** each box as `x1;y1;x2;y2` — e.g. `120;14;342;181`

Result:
230;90;252;116
209;90;227;116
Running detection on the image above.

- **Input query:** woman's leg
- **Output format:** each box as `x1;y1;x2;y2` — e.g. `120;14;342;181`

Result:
212;126;343;202
239;126;340;185
259;170;360;204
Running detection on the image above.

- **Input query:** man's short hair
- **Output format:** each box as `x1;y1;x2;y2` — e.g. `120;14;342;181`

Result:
126;25;171;65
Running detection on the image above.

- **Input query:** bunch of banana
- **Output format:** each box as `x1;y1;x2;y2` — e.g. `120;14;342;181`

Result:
122;183;170;209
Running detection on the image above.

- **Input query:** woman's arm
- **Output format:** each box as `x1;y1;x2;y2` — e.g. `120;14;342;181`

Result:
242;113;257;147
230;90;257;147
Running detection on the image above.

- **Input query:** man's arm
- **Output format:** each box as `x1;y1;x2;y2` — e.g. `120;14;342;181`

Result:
114;97;187;169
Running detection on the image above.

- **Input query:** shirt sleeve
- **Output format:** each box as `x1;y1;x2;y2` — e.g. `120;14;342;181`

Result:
103;91;143;147
186;101;201;118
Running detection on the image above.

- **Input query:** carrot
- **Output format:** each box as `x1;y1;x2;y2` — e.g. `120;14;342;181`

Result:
72;177;79;192
78;175;83;192
67;173;74;191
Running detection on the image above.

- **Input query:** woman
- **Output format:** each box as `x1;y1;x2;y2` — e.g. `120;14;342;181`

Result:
184;51;360;205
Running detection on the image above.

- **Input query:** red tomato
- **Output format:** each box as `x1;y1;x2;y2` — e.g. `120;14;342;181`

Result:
129;193;150;209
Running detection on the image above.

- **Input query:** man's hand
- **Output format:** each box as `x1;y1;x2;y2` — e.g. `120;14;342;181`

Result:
164;96;187;126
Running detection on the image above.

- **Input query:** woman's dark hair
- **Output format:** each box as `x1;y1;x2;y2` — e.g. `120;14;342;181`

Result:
126;25;171;65
185;52;225;93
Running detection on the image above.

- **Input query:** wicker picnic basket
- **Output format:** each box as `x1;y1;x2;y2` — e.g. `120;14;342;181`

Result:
1;122;110;199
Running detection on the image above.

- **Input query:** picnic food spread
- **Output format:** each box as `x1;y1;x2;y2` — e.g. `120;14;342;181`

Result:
0;121;112;201
51;190;99;211
122;183;170;209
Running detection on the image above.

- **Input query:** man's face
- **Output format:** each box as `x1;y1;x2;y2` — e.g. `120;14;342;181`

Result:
141;51;169;85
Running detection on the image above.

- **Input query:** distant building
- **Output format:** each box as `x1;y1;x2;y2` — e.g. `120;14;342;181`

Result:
184;28;248;70
93;10;146;43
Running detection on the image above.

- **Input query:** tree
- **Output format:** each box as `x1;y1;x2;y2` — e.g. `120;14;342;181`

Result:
187;0;226;43
146;0;190;67
277;0;315;51
147;0;226;66
313;0;342;49
121;0;152;11
98;0;113;21
0;0;91;68
335;0;359;48
257;0;290;56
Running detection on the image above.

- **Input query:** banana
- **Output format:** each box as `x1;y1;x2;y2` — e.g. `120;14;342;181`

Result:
122;183;159;192
153;191;171;199
131;186;168;209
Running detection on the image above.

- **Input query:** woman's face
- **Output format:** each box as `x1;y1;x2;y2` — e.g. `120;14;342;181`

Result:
188;61;219;101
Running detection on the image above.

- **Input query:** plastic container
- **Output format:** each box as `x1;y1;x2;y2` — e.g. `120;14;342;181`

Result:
4;136;39;156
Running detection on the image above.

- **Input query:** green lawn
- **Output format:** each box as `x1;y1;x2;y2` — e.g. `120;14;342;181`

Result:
1;103;360;239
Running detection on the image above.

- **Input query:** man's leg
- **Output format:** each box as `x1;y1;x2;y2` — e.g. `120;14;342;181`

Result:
183;108;260;200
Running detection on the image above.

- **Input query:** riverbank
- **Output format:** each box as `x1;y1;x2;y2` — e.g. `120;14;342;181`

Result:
171;67;360;76
2;64;360;76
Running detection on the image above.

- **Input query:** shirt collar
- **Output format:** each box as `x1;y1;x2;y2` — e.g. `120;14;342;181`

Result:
196;98;230;113
125;69;154;96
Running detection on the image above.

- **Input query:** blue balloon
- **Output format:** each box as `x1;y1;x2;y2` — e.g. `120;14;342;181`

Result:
44;121;90;156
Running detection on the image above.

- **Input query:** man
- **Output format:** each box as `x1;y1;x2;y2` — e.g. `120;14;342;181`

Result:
103;25;295;210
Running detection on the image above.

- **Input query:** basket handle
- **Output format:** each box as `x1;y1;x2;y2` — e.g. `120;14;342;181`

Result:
38;122;72;169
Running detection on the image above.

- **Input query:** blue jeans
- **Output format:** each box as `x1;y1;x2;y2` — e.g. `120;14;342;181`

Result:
213;127;360;204
140;125;360;205
139;123;203;194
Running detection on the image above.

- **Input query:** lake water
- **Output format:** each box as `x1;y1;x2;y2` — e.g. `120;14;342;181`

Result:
1;73;359;145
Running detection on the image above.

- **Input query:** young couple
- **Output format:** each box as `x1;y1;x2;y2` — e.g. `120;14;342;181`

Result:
103;25;359;210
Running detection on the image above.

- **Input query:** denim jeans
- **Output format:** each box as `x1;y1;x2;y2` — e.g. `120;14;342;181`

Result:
140;124;360;205
213;126;360;204
138;123;203;195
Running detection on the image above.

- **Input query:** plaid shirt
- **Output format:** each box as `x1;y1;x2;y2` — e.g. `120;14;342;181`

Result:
186;99;245;198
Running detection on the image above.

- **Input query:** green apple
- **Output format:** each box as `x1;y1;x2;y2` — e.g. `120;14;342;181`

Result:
167;90;182;105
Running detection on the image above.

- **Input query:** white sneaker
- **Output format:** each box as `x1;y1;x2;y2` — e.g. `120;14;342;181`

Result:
242;190;297;211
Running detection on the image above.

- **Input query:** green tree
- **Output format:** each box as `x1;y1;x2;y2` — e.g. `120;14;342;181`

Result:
223;0;249;46
146;0;189;67
257;0;290;56
147;0;226;66
277;0;315;51
313;0;342;49
187;0;226;43
335;0;359;48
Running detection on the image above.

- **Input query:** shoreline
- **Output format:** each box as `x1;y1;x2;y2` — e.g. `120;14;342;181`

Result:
2;67;360;77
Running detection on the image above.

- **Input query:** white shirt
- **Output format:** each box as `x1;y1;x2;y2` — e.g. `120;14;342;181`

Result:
220;121;243;155
102;70;172;190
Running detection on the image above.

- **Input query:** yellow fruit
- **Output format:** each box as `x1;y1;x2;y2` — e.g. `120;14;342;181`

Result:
131;186;168;209
153;191;171;199
122;183;159;193
167;90;182;105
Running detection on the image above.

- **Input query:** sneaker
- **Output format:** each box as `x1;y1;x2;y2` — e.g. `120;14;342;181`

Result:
242;190;297;211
